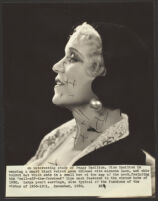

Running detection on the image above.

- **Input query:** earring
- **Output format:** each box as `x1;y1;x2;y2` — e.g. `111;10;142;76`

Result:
90;98;102;112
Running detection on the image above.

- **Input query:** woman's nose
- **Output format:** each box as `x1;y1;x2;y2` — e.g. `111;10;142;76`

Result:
52;59;65;73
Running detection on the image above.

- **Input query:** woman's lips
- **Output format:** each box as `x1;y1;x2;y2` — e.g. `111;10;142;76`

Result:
54;78;65;87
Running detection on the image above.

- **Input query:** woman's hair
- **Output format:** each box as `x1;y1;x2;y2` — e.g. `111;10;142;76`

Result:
73;22;153;146
91;22;153;144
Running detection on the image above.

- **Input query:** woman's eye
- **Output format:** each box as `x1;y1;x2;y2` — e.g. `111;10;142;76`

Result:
67;53;78;63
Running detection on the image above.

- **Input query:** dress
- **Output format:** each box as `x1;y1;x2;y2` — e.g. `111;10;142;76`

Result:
26;114;146;166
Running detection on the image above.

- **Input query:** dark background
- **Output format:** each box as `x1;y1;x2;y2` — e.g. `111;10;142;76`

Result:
3;2;154;165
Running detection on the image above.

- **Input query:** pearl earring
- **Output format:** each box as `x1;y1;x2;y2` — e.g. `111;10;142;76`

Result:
90;98;102;111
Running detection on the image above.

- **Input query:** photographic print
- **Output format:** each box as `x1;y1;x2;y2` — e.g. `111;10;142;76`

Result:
1;0;156;198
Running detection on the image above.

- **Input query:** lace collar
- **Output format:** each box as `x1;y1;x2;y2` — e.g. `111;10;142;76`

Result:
68;113;129;166
27;113;129;166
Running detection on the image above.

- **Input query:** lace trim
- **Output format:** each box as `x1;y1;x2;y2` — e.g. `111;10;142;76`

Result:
68;113;129;166
27;114;129;166
26;119;76;165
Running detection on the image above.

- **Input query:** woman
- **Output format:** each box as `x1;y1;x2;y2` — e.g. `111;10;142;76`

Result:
27;22;154;167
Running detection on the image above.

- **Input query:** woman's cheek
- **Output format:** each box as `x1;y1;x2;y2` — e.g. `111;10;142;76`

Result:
65;64;94;100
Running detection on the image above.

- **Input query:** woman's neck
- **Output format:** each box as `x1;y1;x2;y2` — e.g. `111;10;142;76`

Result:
69;104;122;150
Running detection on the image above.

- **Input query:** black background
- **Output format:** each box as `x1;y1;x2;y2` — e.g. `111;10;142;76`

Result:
3;2;154;165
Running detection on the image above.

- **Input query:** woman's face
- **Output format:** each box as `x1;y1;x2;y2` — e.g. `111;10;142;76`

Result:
52;28;103;107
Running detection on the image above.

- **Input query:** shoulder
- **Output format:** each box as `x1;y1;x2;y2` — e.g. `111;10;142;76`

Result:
44;118;76;139
75;136;146;165
40;118;76;151
26;119;76;165
37;118;76;150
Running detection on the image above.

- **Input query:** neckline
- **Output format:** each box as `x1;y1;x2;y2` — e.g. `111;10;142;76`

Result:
68;113;129;166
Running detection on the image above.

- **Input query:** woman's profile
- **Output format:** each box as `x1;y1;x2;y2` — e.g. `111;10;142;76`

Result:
26;22;154;168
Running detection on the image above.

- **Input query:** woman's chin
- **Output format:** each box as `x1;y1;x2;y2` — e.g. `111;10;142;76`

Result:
52;95;63;105
52;94;71;106
52;93;90;107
